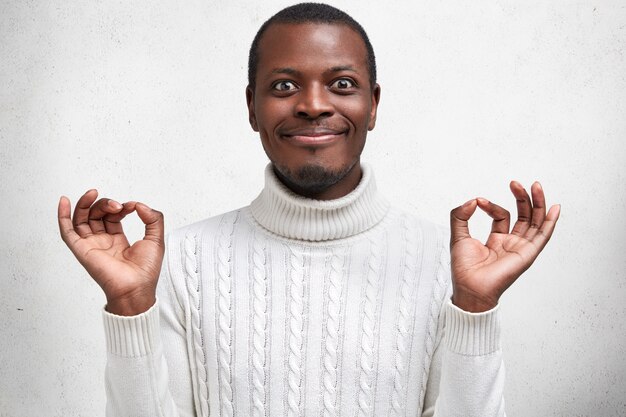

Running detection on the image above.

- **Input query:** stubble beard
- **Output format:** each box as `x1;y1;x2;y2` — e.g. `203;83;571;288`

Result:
272;160;358;197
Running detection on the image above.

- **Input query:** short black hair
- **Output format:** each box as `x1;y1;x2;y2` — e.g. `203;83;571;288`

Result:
247;3;377;91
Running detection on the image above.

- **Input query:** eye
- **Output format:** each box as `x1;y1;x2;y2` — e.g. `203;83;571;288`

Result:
272;80;298;91
330;78;356;89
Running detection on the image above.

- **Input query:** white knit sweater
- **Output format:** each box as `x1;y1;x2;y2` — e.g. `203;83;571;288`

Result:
102;164;506;417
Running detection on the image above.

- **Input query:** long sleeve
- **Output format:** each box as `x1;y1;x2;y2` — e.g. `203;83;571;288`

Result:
421;300;506;417
102;238;196;417
95;172;510;417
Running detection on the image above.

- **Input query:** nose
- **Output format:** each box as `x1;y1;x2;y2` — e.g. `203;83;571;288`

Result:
294;83;334;120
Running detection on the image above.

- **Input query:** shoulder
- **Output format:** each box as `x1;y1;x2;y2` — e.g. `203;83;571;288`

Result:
386;206;450;253
163;206;251;274
390;208;453;325
387;206;452;291
166;207;250;246
159;207;252;298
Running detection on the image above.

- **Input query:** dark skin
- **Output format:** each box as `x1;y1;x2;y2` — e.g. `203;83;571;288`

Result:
246;23;380;200
58;22;560;315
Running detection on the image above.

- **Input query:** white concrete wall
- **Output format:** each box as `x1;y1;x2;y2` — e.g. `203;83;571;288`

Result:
1;1;624;416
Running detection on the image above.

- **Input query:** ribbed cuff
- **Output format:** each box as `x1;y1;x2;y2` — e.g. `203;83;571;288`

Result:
445;299;501;356
102;300;161;357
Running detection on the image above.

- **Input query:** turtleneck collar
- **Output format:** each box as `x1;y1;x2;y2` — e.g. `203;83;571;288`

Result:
249;163;390;242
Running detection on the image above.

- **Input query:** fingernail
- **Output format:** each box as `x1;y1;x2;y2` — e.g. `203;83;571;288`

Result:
477;197;489;204
462;199;473;207
108;200;122;209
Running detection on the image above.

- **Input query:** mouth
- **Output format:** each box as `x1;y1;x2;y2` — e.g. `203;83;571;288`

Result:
281;127;347;147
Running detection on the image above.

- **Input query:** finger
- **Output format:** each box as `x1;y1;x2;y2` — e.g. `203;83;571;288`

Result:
528;204;561;253
135;203;165;248
72;189;99;237
88;198;123;234
510;181;532;236
476;198;511;234
526;181;547;238
450;199;478;247
58;196;82;249
102;201;137;235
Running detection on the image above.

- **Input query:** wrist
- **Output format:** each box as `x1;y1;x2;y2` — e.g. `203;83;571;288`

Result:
451;290;498;313
105;293;156;316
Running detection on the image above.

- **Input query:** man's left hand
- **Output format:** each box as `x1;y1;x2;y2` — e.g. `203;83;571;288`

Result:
449;181;560;312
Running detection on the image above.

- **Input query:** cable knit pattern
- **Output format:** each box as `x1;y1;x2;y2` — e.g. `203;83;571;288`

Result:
250;164;390;241
418;232;450;413
249;231;269;417
388;216;422;417
184;233;210;417
355;234;386;417
101;163;506;417
320;247;347;417
285;244;308;417
215;212;238;417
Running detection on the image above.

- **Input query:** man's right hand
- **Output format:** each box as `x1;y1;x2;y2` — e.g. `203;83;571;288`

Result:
57;189;165;316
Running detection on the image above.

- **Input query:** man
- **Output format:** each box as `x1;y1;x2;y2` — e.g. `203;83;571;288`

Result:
58;3;560;416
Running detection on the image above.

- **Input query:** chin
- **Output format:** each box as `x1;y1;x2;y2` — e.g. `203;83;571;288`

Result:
272;160;357;196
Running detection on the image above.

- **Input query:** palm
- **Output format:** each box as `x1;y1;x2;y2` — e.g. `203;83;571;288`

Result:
449;181;560;312
76;233;161;300
58;190;165;314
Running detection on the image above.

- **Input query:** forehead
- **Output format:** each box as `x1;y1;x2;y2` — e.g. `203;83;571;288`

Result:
256;22;368;72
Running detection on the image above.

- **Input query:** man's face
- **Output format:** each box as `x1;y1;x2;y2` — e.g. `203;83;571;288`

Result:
246;22;380;197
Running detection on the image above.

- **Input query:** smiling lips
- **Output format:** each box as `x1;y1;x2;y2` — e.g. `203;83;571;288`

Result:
281;127;347;146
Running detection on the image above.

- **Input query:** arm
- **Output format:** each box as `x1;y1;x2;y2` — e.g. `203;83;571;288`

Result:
423;181;559;416
103;244;196;416
58;190;195;416
103;301;184;416
422;300;506;417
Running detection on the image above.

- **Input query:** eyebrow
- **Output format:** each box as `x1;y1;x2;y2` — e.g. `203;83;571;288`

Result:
267;65;359;79
327;65;358;74
270;67;300;77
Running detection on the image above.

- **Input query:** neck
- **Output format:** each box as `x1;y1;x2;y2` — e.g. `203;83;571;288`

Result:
273;162;363;201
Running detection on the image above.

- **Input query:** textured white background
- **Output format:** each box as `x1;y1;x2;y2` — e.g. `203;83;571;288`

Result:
1;1;625;416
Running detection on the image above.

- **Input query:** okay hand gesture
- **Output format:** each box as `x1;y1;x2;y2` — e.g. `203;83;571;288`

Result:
57;189;165;316
449;182;560;312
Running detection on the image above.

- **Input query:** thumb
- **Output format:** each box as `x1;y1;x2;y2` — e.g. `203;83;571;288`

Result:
135;202;165;247
58;196;81;250
450;198;478;247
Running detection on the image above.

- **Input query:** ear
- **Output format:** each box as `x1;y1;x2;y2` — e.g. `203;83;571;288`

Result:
246;86;259;132
367;83;381;131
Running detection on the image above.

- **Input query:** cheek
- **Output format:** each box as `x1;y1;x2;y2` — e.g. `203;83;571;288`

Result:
339;97;372;128
255;98;290;126
254;101;288;154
